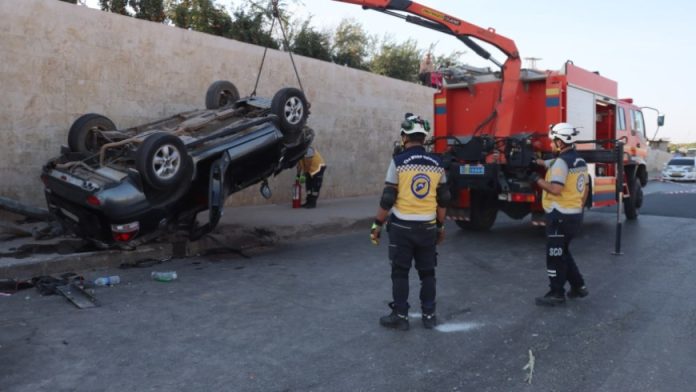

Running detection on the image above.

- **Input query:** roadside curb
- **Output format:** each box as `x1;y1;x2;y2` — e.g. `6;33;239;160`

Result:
0;216;372;280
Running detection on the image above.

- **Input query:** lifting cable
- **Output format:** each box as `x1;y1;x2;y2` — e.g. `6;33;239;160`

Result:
251;0;305;97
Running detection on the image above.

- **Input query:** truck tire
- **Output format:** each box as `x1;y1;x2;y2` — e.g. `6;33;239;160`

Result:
455;191;498;231
271;88;308;135
205;80;240;110
136;132;193;191
68;113;116;153
624;171;642;220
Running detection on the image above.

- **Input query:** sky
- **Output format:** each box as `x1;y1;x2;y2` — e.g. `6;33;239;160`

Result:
84;0;696;142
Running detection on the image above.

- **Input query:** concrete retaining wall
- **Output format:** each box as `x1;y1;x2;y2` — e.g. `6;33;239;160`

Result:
0;0;433;209
647;148;672;178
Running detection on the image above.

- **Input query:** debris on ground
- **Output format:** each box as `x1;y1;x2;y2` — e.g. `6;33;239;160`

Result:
151;271;178;282
0;196;53;222
523;349;535;384
31;273;100;309
0;278;35;295
0;239;94;258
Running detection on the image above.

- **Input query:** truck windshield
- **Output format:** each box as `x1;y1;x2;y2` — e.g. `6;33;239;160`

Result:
668;159;695;166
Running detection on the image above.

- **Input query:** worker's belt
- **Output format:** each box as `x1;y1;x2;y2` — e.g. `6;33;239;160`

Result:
389;215;437;228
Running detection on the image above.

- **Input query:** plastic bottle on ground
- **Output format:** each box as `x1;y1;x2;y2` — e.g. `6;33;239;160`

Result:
94;276;121;286
151;271;177;282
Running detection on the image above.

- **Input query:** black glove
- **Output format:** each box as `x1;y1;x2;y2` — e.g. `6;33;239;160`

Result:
529;172;541;183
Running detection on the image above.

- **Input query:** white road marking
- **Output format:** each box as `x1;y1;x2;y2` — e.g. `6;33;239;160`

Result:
435;321;484;333
409;312;483;333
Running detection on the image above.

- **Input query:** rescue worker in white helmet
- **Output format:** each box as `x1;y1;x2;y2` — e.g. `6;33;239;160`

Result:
370;113;450;330
296;146;326;208
529;123;590;306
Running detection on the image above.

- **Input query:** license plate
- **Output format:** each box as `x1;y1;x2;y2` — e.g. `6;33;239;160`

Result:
671;172;684;177
460;165;485;175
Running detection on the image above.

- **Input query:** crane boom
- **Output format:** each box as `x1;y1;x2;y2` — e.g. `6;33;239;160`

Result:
331;0;522;137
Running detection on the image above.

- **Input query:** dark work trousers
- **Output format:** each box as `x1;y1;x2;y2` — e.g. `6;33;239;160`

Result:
305;166;326;198
387;216;438;314
545;212;585;294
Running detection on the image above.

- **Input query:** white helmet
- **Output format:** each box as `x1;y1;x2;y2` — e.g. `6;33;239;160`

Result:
401;113;430;136
549;122;580;144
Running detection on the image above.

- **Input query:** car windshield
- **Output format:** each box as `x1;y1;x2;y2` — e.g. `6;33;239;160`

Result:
668;159;695;166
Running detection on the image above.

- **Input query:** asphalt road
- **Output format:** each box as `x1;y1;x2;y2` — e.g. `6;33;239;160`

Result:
2;181;696;392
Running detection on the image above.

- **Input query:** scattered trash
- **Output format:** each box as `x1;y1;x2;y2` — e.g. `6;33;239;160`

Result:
32;275;77;296
31;273;99;309
151;271;178;282
94;276;121;286
56;283;100;309
522;349;535;384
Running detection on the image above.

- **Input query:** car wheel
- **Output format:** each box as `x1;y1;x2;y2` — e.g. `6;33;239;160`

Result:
271;87;308;135
136;132;193;191
205;80;240;110
68;113;116;153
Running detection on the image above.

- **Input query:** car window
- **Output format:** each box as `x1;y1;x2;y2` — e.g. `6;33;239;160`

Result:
668;159;695;166
617;107;626;131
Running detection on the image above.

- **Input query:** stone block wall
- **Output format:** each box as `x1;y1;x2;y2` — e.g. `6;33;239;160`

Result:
0;0;433;209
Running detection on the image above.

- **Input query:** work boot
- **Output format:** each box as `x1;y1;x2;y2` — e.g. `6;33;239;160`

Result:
380;310;409;330
535;290;566;306
422;313;437;329
380;303;409;330
302;195;317;209
567;285;589;299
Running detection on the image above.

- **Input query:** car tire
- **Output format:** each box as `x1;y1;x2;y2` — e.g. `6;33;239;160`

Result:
271;87;308;135
136;132;193;191
205;80;240;110
68;113;116;153
624;172;641;220
455;191;498;231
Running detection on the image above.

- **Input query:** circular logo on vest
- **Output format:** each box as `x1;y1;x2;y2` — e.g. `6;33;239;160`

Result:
411;174;431;199
576;175;585;193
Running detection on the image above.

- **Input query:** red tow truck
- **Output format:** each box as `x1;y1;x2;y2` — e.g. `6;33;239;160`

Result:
334;0;663;230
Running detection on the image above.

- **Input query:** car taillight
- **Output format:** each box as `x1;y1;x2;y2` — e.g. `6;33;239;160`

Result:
111;222;139;242
86;195;101;206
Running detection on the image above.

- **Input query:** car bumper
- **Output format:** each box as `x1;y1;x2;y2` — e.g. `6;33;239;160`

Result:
661;172;696;181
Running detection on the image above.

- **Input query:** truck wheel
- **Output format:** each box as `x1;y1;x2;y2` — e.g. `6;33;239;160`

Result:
455;191;498;231
68;113;116;153
624;174;642;220
205;80;240;110
136;132;193;191
271;87;308;135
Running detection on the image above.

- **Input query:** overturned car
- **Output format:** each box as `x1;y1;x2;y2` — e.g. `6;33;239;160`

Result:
42;81;313;247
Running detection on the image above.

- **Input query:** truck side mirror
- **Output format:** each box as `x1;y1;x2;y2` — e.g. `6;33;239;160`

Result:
657;115;665;127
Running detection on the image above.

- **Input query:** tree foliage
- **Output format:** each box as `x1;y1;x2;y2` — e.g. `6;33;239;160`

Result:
167;0;231;36
131;0;165;22
291;19;332;62
332;19;372;70
369;37;421;82
90;0;470;85
226;6;278;49
99;0;129;15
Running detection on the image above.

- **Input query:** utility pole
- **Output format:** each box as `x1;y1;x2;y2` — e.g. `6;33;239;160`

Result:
524;57;542;70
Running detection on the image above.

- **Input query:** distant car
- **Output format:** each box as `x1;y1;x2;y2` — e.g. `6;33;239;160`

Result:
662;157;696;181
42;81;314;247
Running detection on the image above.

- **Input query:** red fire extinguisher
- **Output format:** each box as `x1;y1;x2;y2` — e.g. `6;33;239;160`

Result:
292;178;302;208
